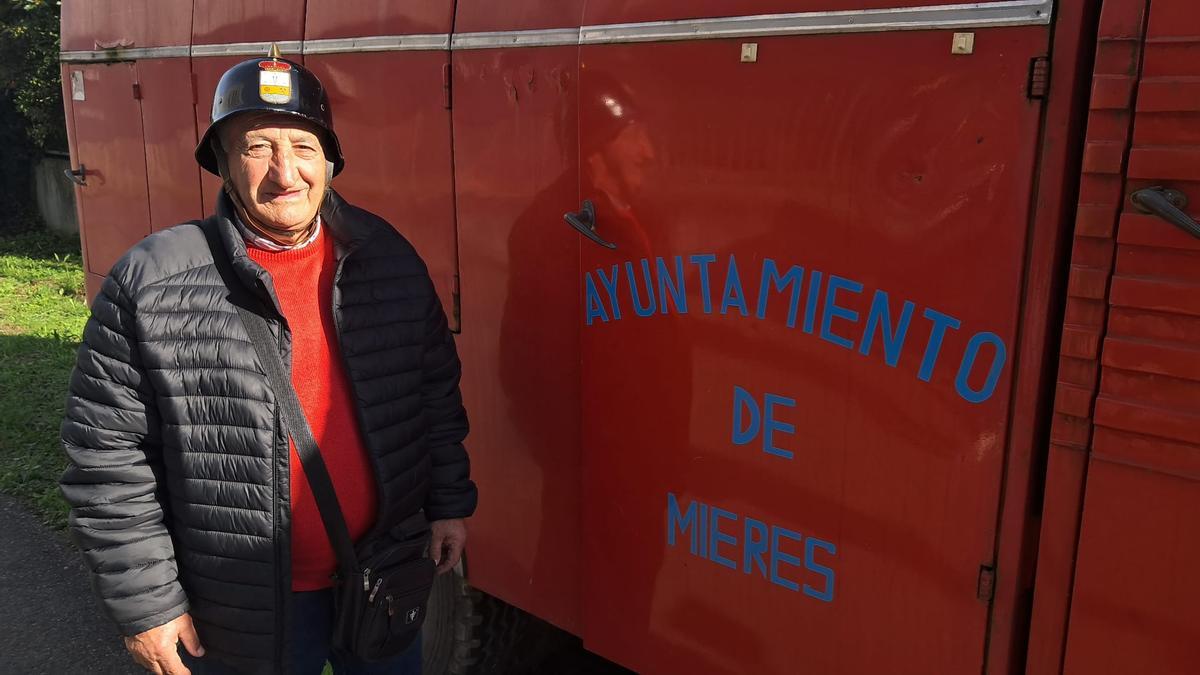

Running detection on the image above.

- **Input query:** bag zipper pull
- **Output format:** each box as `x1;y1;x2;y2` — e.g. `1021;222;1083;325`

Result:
368;577;384;603
362;568;371;592
386;595;395;617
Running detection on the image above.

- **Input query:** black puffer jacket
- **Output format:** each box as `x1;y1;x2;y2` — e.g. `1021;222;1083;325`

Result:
60;190;477;674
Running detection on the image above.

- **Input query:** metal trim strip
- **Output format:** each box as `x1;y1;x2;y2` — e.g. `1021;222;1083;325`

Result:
190;40;303;57
60;45;190;62
303;34;449;55
579;0;1054;45
61;0;1054;62
451;28;580;50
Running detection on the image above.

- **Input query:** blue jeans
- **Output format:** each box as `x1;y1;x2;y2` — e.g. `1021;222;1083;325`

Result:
181;590;422;674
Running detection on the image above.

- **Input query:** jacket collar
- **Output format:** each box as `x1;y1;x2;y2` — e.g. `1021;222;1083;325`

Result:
212;189;273;314
319;189;378;252
211;188;376;317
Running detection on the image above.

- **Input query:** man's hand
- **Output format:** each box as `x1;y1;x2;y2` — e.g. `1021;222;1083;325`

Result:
124;612;204;675
430;518;467;574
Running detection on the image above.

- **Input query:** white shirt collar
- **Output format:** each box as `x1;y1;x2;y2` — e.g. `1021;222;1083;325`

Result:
234;214;322;252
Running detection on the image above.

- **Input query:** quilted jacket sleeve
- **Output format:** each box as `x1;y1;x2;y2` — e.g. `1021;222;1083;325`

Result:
59;274;188;636
420;287;478;522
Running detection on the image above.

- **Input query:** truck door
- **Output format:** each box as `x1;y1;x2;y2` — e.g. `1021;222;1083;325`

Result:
62;61;150;300
574;2;1055;673
60;1;215;299
302;0;459;328
61;0;195;299
1033;0;1200;673
450;0;587;634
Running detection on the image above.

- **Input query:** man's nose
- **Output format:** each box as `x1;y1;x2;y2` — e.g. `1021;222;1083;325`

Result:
268;149;298;186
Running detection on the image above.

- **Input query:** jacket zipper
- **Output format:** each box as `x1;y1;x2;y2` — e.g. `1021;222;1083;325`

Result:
271;313;288;673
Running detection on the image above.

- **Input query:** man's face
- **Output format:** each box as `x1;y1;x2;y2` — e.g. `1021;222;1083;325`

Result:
221;114;328;241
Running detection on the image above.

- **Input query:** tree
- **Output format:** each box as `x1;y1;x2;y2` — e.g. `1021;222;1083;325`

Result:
0;0;65;229
0;0;65;149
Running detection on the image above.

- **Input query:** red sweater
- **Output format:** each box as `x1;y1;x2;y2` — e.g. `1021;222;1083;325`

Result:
247;230;378;591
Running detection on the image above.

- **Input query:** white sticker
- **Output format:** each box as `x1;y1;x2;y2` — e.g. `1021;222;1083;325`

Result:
259;69;292;104
71;71;85;101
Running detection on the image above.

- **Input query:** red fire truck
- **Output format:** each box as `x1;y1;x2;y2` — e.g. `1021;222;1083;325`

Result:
59;1;1199;673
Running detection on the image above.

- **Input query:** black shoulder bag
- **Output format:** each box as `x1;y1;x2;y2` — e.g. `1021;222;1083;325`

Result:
203;222;435;661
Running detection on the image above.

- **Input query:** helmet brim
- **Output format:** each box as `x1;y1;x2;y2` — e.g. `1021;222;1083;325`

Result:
195;109;345;177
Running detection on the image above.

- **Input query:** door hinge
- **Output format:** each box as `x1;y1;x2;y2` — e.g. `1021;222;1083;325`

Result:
132;82;142;100
1027;56;1051;99
977;565;996;603
442;63;452;110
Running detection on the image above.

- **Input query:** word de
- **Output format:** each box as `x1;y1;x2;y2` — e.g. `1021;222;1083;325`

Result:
732;385;796;460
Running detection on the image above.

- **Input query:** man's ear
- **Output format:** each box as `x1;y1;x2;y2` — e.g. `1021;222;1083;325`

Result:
212;137;239;196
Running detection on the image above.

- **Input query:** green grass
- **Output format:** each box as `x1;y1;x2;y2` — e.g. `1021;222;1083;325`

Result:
0;227;89;528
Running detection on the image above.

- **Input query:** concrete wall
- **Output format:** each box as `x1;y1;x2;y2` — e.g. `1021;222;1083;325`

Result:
33;152;79;237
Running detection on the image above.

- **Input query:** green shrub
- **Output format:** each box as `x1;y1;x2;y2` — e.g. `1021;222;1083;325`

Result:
0;1;66;231
0;1;65;150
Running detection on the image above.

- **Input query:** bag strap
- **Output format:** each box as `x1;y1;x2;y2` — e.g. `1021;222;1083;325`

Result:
199;220;361;579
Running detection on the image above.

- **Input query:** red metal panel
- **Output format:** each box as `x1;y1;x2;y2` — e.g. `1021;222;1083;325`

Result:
983;2;1102;672
136;59;203;231
192;0;305;46
450;0;587;632
576;16;1050;675
583;0;1019;27
1061;462;1200;674
1126;146;1200;180
1092;425;1200;479
84;273;107;305
1145;0;1200;39
1135;78;1200;113
1051;0;1200;672
305;1;451;38
303;51;458;327
1025;2;1150;672
66;62;151;280
60;0;192;52
1103;334;1200;382
454;0;583;33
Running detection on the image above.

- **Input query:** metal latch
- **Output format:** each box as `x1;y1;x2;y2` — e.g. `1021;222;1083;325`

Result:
63;165;87;186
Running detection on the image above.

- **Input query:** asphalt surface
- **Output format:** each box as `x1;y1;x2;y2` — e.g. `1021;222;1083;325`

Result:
0;495;141;675
0;496;631;675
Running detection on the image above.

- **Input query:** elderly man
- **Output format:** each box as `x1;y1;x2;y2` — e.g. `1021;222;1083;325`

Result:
59;51;476;675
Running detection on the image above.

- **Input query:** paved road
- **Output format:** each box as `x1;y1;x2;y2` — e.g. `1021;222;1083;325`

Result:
0;495;140;675
0;496;633;675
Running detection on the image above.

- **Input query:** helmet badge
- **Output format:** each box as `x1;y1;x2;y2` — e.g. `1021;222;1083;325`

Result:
258;43;292;104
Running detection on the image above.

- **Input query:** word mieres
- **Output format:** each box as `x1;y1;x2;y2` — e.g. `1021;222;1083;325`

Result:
667;492;835;602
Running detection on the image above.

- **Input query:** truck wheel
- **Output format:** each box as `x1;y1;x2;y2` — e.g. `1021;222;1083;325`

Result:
422;564;482;674
422;564;563;675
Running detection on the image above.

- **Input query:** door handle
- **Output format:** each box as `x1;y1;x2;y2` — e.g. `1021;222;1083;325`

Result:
564;199;617;249
63;165;87;186
1131;186;1200;239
